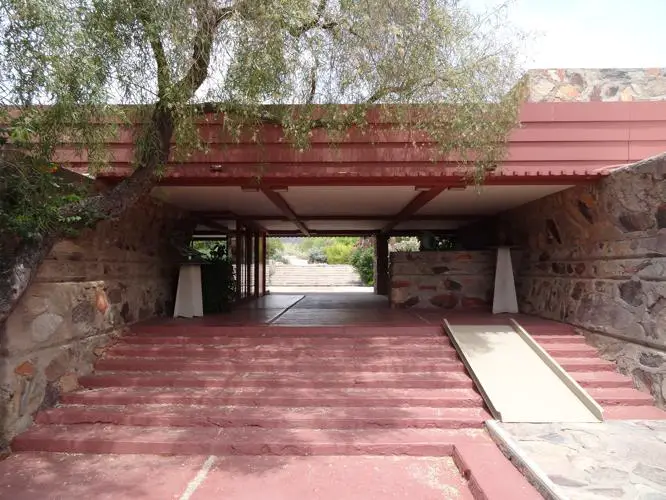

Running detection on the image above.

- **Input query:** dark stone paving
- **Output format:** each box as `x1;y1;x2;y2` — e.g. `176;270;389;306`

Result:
501;421;666;500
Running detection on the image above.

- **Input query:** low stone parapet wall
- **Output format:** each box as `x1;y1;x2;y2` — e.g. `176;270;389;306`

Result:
389;251;494;309
1;197;193;447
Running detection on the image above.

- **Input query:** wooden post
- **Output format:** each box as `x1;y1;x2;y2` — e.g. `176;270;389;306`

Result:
375;233;389;296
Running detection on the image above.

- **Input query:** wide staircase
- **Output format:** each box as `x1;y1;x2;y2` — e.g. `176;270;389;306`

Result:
268;263;362;287
15;325;493;453
11;321;665;497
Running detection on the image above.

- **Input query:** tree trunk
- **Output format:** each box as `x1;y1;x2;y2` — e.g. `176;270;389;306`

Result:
0;104;174;330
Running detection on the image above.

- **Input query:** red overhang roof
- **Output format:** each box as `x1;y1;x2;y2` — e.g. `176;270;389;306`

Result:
63;101;666;187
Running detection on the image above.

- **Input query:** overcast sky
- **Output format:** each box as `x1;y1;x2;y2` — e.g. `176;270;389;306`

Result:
466;0;666;69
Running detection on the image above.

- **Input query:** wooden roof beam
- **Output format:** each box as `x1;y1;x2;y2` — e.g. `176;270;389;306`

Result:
193;212;480;222
382;187;446;233
259;187;310;236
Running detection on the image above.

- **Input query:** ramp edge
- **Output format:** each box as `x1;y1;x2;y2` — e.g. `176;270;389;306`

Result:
509;319;604;422
486;420;567;500
442;319;503;421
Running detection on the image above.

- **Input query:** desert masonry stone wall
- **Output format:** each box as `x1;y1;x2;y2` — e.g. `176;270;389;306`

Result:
528;68;666;102
501;154;666;406
0;197;193;446
389;251;494;309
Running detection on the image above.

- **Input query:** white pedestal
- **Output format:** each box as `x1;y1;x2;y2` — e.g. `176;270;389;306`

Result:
173;263;204;318
492;247;518;314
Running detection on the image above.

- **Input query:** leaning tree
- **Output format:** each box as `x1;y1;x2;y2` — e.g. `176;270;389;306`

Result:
0;0;526;326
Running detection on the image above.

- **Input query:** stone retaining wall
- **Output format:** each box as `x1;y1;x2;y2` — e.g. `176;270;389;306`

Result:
527;68;666;102
501;154;666;406
0;197;193;446
389;251;494;309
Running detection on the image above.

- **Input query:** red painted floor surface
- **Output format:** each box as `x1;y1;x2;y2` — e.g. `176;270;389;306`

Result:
0;452;205;500
0;453;477;500
7;293;665;498
190;455;475;500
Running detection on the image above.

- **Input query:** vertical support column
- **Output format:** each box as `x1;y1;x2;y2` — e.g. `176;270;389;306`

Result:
253;231;260;298
375;233;390;296
260;233;267;296
234;227;242;301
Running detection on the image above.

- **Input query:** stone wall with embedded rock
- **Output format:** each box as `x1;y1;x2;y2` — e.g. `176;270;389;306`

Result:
389;251;495;309
0;197;193;446
527;68;666;102
501;153;666;406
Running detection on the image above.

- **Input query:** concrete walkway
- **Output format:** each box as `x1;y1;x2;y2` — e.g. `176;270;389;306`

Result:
500;421;666;500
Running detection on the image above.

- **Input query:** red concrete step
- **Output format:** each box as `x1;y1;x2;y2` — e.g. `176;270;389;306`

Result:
120;335;450;347
68;386;482;407
604;405;666;419
80;372;472;390
587;387;656;406
37;405;490;429
530;334;587;345
540;343;599;357
572;371;636;389
106;344;458;360
131;325;442;338
11;424;487;455
94;358;464;373
554;358;616;372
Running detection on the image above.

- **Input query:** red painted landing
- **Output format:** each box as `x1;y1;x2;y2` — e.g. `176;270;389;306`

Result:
0;451;533;500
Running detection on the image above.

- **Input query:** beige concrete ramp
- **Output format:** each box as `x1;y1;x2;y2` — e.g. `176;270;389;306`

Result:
443;319;603;423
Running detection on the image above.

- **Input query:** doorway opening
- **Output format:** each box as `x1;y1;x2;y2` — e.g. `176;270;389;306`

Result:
266;236;375;294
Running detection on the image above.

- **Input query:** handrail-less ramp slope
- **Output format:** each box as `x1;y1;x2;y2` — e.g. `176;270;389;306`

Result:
443;319;603;423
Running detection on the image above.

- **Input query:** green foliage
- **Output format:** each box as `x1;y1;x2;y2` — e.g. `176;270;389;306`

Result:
350;245;375;286
307;247;328;264
1;0;526;182
325;241;355;264
295;237;359;262
200;242;236;313
0;150;85;244
266;238;287;263
389;236;420;252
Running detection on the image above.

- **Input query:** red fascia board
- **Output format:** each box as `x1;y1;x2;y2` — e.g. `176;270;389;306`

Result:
519;101;666;123
55;140;638;165
77;161;610;179
629;141;666;161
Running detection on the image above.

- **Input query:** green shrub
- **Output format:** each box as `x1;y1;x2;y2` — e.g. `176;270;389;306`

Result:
389;236;420;252
201;243;236;313
350;246;375;286
266;238;285;260
325;241;355;264
307;248;328;264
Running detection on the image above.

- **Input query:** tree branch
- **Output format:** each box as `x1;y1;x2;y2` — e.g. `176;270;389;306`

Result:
290;0;336;37
176;2;233;99
132;2;170;99
366;83;412;103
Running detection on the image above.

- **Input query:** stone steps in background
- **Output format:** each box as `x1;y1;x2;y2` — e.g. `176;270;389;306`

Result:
267;263;362;287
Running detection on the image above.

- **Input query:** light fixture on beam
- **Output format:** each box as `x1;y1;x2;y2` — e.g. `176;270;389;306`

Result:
271;186;289;192
447;186;467;191
209;164;224;171
241;186;260;192
414;186;432;192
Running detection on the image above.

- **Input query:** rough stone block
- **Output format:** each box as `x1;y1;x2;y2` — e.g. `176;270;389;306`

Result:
14;361;35;378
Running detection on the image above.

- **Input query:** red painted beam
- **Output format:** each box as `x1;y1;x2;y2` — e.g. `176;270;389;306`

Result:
383;187;447;233
260;188;310;236
199;213;479;222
